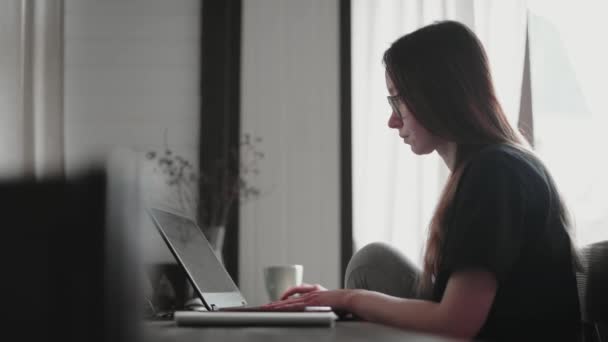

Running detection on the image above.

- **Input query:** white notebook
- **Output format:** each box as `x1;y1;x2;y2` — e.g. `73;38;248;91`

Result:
174;311;338;327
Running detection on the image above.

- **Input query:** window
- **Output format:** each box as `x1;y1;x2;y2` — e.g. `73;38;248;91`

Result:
528;0;608;246
351;1;606;265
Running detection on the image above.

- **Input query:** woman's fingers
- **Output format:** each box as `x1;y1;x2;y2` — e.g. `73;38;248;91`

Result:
264;294;312;309
279;283;326;300
279;285;313;300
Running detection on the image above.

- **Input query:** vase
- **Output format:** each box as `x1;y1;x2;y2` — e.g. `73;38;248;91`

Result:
203;225;225;265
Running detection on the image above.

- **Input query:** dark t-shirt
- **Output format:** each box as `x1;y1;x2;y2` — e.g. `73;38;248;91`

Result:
432;144;581;341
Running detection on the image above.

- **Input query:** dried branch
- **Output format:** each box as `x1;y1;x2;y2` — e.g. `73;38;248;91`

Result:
146;132;264;229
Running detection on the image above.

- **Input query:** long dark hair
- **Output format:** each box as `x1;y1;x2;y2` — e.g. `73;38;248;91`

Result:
383;20;574;293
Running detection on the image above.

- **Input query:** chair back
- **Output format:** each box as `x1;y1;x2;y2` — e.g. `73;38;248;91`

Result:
577;241;608;342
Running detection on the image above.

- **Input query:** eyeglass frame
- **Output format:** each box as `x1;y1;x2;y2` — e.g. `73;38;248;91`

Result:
387;95;404;121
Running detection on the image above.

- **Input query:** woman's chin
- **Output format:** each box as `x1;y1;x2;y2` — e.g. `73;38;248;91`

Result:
410;144;434;155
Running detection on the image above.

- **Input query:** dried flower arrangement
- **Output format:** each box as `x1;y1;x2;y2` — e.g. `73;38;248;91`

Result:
146;130;264;229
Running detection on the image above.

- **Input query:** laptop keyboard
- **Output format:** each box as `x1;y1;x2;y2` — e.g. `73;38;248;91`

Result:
219;306;332;312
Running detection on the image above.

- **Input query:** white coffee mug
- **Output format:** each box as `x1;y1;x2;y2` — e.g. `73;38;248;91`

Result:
263;264;303;302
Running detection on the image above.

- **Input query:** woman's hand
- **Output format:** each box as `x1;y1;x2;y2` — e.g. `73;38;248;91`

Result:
279;283;327;300
262;287;359;312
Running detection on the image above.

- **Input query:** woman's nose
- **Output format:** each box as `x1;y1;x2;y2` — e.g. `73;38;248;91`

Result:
388;111;403;129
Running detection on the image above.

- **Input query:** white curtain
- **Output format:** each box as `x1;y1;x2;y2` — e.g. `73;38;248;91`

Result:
0;0;65;178
526;0;608;246
352;0;527;266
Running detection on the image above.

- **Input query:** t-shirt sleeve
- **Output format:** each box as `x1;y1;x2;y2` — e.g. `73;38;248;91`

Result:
440;151;527;283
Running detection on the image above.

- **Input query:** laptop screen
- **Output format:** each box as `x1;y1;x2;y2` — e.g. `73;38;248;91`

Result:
148;208;246;309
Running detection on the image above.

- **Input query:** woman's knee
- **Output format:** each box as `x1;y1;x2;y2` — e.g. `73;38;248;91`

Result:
345;242;395;275
344;242;420;294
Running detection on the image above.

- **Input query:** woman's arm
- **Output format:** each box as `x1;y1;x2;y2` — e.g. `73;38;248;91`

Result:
348;270;497;339
265;270;496;339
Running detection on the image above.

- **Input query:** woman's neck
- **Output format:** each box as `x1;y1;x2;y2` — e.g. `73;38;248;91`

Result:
436;141;457;172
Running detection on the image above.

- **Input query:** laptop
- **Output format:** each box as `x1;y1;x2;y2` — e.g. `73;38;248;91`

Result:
146;207;338;326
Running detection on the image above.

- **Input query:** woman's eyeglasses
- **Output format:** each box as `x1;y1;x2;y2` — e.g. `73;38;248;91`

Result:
387;95;403;121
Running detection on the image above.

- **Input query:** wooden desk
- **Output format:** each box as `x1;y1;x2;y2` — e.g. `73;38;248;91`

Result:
143;320;460;342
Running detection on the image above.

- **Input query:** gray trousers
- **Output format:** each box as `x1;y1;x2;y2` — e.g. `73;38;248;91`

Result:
344;242;423;299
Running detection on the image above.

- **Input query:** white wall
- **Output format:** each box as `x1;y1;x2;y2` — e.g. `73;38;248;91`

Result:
0;0;22;174
64;0;201;263
240;0;341;305
63;0;342;303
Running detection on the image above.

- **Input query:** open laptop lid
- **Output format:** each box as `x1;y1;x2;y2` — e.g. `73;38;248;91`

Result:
147;207;247;311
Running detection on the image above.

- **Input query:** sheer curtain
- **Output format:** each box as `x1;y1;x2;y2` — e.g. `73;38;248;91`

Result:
352;0;527;266
527;0;608;246
0;0;65;178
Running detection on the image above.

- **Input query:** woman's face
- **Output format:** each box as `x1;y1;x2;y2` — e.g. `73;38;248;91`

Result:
385;72;442;155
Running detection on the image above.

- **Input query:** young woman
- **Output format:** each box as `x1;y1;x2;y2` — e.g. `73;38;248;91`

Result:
263;20;581;341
